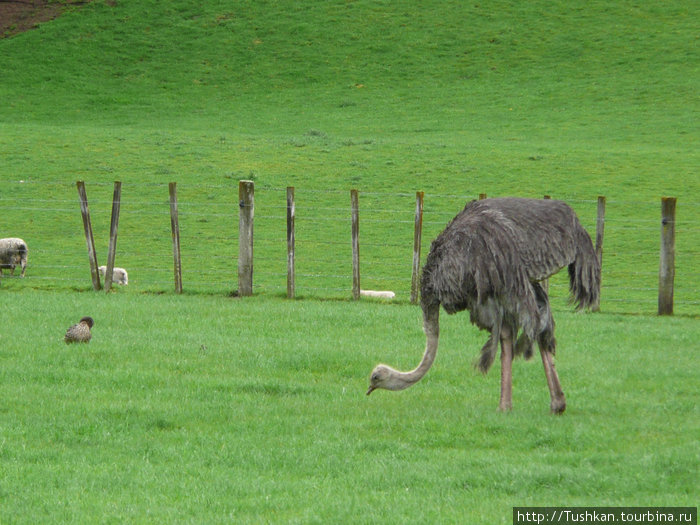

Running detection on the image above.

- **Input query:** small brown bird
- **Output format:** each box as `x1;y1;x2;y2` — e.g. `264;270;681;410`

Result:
64;316;94;344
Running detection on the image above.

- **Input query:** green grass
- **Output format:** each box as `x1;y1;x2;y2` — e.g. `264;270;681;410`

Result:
0;0;698;522
1;292;698;523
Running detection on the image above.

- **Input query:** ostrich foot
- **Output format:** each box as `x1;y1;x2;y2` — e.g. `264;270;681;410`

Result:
550;396;566;414
498;400;513;412
540;349;566;415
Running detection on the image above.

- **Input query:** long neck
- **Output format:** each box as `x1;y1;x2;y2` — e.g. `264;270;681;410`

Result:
393;304;440;388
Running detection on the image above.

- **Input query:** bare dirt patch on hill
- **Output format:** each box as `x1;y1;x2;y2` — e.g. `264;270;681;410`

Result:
0;0;92;38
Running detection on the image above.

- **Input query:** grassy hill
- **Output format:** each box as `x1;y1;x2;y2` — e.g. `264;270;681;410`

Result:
0;1;695;147
2;1;696;136
2;0;696;193
1;0;698;311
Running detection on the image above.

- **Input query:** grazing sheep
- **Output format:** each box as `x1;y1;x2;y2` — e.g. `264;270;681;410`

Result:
98;265;128;285
0;238;28;277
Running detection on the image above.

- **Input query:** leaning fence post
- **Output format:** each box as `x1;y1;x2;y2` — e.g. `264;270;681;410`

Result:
658;197;676;315
238;180;255;296
104;181;122;292
351;189;360;300
76;181;101;291
287;187;296;299
593;195;606;311
169;182;183;294
410;191;424;304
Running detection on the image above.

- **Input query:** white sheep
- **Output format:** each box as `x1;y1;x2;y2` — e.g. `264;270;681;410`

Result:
360;290;395;299
0;238;28;277
98;265;129;285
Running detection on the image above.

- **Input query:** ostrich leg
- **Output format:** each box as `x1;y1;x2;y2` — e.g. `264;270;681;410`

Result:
540;350;566;414
499;327;514;411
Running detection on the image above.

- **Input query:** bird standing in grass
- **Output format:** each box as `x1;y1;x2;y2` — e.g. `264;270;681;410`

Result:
367;198;600;414
64;316;94;344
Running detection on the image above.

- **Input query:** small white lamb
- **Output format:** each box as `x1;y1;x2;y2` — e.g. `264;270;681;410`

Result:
360;290;395;299
98;265;128;285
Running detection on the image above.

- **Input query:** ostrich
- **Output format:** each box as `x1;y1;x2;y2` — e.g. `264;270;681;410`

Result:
367;197;600;413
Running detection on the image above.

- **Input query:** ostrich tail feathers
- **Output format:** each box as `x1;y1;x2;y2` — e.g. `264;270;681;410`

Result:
568;223;601;310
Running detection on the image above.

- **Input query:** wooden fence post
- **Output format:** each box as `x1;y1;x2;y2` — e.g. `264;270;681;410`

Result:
593;195;606;311
351;189;360;300
595;196;606;267
169;182;183;294
238;180;255;296
287;186;295;299
658;197;676;315
76;181;101;291
410;191;424;304
104;181;122;292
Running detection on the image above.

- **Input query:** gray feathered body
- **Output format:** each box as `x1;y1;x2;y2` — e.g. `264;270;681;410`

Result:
420;198;600;372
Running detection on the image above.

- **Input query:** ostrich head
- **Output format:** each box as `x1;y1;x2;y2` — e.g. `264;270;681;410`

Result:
366;304;440;396
366;364;414;395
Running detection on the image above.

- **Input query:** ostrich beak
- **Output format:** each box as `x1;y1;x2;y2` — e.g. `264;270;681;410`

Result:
366;385;376;395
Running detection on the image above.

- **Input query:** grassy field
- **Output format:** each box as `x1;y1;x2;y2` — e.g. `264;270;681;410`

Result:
0;0;698;522
1;291;698;523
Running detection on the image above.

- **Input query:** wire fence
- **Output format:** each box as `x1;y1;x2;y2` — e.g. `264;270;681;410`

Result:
0;179;698;316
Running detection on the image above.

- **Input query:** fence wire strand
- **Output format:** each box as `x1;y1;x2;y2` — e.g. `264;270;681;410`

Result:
1;181;697;315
